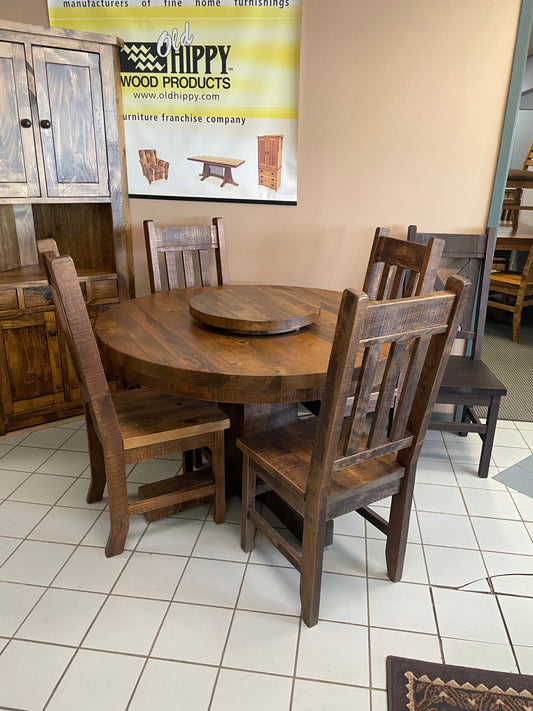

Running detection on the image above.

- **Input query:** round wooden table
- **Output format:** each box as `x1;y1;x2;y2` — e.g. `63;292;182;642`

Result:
95;285;342;406
95;285;342;537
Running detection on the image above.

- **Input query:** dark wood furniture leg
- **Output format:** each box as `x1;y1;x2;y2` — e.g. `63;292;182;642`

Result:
220;167;238;188
461;395;502;479
428;387;503;479
199;162;211;181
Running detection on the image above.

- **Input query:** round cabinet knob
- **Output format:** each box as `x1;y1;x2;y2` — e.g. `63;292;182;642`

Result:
20;118;32;128
48;329;58;337
40;119;51;129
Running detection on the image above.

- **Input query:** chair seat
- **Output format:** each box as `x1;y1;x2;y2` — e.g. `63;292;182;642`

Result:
112;387;229;450
238;418;405;518
436;355;506;398
490;271;533;289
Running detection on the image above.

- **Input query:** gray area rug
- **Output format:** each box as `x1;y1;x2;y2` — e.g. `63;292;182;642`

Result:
481;313;533;422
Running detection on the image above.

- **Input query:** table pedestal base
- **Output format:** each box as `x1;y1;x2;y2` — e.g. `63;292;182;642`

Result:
199;163;239;188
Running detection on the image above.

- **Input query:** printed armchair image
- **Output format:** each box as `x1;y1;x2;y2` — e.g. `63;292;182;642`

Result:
138;149;169;184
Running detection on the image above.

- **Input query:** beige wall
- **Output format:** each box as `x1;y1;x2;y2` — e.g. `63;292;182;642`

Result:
2;0;522;295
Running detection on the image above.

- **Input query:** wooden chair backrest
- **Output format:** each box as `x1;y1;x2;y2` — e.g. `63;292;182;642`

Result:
37;238;70;350
307;276;469;504
144;217;229;292
522;139;533;171
519;242;533;286
45;254;122;447
363;227;444;300
37;238;59;278
407;226;496;360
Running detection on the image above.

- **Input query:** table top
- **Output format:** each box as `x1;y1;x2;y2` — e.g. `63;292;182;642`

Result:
189;285;322;334
496;234;533;250
95;285;342;405
187;156;245;168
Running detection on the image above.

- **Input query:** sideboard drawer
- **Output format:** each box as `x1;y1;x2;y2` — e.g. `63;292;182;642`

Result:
0;290;19;312
22;285;52;308
85;276;119;303
259;175;278;190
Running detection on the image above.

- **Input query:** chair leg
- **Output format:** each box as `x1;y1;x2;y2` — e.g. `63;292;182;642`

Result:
512;302;523;343
511;189;522;230
85;414;107;504
385;472;415;582
477;396;501;478
183;450;203;473
300;512;327;627
183;451;193;473
105;516;130;558
241;454;257;552
103;453;130;558
212;431;226;524
457;405;470;437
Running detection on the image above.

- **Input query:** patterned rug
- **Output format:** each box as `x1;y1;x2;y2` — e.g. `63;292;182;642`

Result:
387;656;533;710
481;313;533;422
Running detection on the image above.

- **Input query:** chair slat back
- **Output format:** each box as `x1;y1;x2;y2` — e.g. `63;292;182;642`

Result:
144;217;228;291
363;227;444;300
522;139;533;170
307;277;469;501
45;255;122;446
407;226;496;360
520;243;533;286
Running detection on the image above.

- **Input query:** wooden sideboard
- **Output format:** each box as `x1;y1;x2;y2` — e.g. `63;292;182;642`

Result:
0;20;133;433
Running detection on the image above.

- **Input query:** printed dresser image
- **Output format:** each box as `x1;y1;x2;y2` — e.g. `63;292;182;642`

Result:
258;135;283;191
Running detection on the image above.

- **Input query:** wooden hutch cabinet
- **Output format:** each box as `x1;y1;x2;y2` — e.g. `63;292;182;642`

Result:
0;20;133;434
257;135;283;191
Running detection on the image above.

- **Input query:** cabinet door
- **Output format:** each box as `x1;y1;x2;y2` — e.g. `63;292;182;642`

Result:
0;41;40;198
32;46;110;198
0;311;66;415
259;136;281;170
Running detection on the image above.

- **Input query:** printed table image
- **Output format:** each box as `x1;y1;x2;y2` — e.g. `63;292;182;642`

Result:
187;155;245;188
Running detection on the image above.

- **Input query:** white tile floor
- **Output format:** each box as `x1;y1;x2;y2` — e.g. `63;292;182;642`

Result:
0;418;532;711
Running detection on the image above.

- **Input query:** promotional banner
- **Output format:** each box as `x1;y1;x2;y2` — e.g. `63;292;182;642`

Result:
47;1;302;204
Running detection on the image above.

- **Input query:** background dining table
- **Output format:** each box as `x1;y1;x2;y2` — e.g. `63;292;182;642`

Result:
495;232;533;271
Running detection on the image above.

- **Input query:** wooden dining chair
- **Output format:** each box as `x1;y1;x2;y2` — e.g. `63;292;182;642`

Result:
301;228;444;418
487;241;533;343
363;227;445;299
238;276;469;626
144;216;229;471
144;216;228;292
407;226;506;478
501;138;533;230
40;248;229;557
